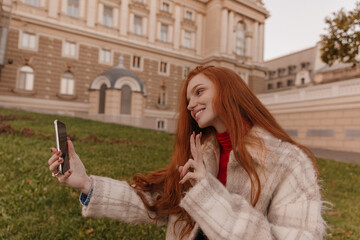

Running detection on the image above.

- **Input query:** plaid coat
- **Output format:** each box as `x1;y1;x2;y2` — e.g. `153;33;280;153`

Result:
82;126;326;239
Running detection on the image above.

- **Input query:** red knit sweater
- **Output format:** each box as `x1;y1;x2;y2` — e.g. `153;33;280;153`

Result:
215;131;232;186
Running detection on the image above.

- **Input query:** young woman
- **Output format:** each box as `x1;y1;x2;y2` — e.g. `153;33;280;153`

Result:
48;66;326;239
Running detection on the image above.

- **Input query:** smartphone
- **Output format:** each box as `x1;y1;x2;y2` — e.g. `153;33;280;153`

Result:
54;120;70;174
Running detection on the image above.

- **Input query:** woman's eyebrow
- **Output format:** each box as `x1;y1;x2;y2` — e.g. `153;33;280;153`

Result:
187;84;203;101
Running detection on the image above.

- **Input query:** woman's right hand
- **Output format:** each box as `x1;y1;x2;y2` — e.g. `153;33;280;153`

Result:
48;139;92;195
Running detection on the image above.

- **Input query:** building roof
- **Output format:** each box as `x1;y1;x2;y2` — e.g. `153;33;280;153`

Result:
100;56;144;92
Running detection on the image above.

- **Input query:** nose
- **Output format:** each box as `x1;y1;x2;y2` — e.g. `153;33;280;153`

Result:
187;98;196;111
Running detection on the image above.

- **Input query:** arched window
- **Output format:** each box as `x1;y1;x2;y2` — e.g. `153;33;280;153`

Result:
98;84;107;114
120;85;132;115
60;72;75;95
235;22;246;56
157;85;166;106
18;65;34;91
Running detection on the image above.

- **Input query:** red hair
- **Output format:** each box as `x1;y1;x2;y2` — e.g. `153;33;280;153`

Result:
132;66;318;239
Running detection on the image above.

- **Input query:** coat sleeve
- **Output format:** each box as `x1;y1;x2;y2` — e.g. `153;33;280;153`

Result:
179;159;326;240
81;175;167;226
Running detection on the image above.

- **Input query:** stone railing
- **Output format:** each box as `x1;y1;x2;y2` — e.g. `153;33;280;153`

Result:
257;78;360;105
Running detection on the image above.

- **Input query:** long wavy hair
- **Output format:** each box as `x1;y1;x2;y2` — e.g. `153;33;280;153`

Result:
132;66;318;239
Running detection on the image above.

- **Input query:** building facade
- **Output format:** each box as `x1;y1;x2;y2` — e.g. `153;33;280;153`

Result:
0;0;269;132
261;43;360;153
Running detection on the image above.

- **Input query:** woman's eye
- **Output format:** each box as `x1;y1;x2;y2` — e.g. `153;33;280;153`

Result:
196;89;203;95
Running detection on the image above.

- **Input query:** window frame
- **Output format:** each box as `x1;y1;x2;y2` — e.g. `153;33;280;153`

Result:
99;48;112;65
159;61;169;75
19;31;38;51
24;0;39;7
62;40;78;58
156;119;167;131
60;72;75;95
102;5;113;28
17;65;35;91
131;55;143;71
160;23;168;42
67;0;79;18
133;15;143;35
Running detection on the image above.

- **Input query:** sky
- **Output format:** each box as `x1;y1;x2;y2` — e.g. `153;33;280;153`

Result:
262;0;358;60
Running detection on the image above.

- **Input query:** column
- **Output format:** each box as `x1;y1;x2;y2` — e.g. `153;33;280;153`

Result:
79;0;85;19
253;21;259;62
245;33;252;58
129;13;134;34
220;9;228;53
196;13;203;55
258;23;264;62
86;0;97;27
97;3;103;24
120;0;129;35
148;0;157;42
48;0;59;18
61;0;67;14
227;11;234;55
113;7;119;28
174;5;181;49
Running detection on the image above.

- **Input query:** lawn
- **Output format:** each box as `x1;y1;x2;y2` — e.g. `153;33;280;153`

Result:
0;107;359;239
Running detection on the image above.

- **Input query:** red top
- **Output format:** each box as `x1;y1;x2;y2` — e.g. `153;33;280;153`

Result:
216;131;232;186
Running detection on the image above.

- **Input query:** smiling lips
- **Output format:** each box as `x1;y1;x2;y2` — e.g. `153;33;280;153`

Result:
193;108;205;120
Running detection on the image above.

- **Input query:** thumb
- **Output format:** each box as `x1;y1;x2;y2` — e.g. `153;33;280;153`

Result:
67;138;77;159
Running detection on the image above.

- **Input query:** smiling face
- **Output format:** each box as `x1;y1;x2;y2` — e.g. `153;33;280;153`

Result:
186;73;226;133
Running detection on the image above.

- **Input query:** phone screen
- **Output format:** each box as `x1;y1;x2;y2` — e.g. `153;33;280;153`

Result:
54;120;70;174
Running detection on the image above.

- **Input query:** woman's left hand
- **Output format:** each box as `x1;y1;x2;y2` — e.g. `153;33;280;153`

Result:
178;132;206;185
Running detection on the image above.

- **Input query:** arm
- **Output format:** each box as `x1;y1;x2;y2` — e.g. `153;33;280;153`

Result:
180;160;325;240
81;175;167;226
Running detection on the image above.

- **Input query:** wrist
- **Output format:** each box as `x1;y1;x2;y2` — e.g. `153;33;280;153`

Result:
81;176;92;195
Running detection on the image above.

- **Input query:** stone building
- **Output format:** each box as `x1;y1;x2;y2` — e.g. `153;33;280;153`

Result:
0;0;269;132
261;43;360;153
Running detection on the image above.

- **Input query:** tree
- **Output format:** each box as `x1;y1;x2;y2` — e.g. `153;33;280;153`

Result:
320;2;360;66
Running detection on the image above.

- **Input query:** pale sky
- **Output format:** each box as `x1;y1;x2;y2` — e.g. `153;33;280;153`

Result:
262;0;358;61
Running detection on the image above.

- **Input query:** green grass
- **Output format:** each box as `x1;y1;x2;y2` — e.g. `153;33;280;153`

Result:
0;107;359;239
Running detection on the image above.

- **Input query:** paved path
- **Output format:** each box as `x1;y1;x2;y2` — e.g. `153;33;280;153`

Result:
310;147;360;164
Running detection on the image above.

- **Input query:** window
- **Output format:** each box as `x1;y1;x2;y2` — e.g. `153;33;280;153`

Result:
156;119;166;130
134;0;144;2
132;56;141;69
185;10;193;20
103;6;113;27
159;61;168;74
160;24;168;42
301;78;305;85
99;49;111;64
277;81;283;88
267;83;273;90
183;31;192;48
287;79;294;86
162;2;170;12
21;32;36;50
157;86;166;106
133;15;143;35
67;0;79;18
63;41;77;57
18;66;34;91
235;22;246;56
183;66;190;78
25;0;39;7
60;72;75;95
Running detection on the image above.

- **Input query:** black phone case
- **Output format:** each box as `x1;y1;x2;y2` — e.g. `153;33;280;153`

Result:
56;120;70;174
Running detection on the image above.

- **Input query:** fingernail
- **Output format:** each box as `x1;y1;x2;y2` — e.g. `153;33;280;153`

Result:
67;136;70;140
58;158;63;162
57;151;61;155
